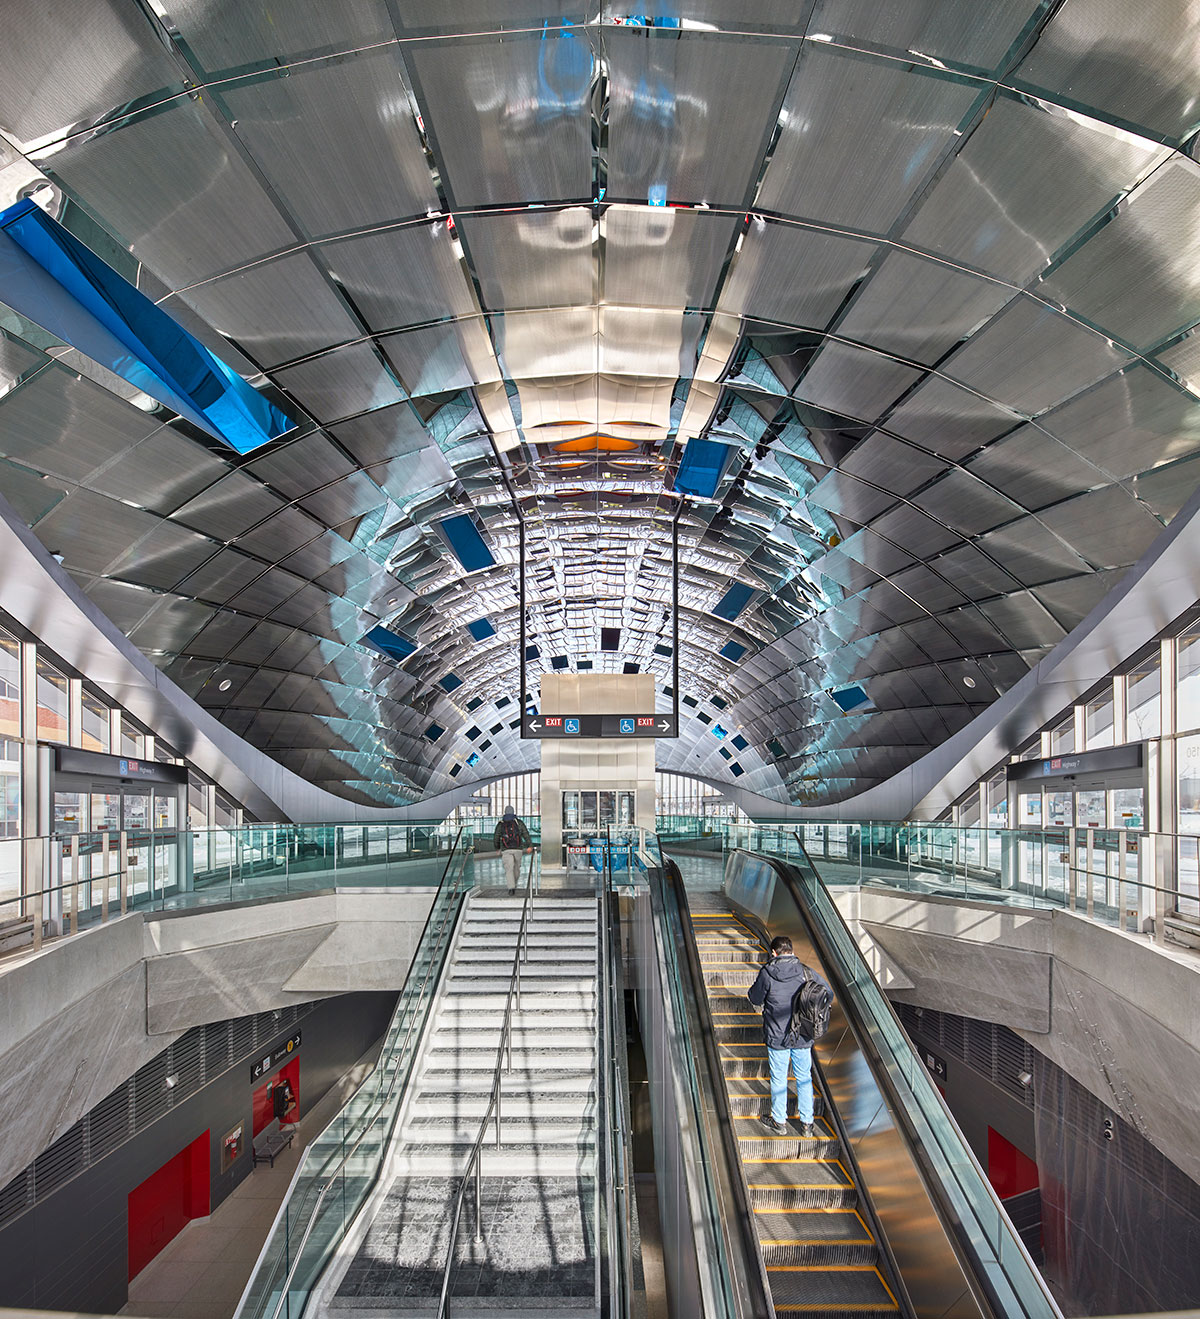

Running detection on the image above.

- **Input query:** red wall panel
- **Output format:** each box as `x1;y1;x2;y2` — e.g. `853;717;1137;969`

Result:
252;1059;300;1137
127;1130;210;1281
988;1125;1039;1200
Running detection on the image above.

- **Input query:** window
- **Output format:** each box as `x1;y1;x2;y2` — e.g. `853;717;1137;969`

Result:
1178;630;1200;733
120;717;144;758
986;773;1008;828
35;659;68;743
1084;694;1114;750
1126;661;1161;740
1179;735;1200;835
0;631;19;740
80;691;110;753
1050;717;1075;756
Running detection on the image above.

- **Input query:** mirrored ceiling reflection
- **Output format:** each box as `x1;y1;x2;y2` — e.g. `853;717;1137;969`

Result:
1;1;1200;807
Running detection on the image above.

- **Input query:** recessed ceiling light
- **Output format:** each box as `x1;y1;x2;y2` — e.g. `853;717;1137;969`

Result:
219;679;232;691
963;675;976;689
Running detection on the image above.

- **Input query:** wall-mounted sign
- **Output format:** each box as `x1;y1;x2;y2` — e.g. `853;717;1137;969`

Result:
221;1120;245;1172
1005;743;1143;784
920;1047;947;1081
55;746;189;785
522;713;676;738
250;1030;302;1083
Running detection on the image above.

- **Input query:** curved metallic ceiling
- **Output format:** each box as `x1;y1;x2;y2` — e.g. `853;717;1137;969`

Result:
0;1;1198;808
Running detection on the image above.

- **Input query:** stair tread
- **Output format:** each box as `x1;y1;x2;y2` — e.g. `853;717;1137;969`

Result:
753;1210;873;1245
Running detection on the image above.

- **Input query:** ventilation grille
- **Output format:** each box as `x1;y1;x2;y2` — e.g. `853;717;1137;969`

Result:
0;1001;318;1231
894;1002;1036;1108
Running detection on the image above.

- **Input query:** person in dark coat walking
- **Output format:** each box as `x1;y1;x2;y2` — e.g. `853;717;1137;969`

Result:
747;935;831;1135
492;806;533;894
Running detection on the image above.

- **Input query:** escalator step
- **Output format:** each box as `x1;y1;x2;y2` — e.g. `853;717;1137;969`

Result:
735;1124;840;1159
753;1208;876;1266
766;1265;898;1313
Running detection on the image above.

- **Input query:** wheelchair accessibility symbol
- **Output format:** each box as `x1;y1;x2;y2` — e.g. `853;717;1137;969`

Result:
565;718;580;734
620;718;635;734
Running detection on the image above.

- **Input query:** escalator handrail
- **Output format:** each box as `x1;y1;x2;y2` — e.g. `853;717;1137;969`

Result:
660;857;777;1319
644;846;773;1319
252;826;471;1319
435;847;538;1319
765;838;1061;1319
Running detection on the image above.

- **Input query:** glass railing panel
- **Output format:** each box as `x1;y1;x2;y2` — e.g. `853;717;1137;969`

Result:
772;844;1058;1319
236;836;472;1319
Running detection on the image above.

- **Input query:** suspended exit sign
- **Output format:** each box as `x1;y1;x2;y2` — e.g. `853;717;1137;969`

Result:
522;713;677;738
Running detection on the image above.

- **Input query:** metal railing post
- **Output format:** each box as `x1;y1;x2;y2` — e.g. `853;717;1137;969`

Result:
100;830;110;923
119;829;129;915
68;835;79;936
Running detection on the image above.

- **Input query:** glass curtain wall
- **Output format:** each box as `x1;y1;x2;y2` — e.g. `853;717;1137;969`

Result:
655;771;749;822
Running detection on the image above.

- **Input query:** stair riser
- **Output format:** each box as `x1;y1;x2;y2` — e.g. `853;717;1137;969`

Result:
432;1012;595;1031
437;993;597;1010
403;1124;594;1145
425;1052;595;1070
737;1137;841;1160
409;1098;596;1120
425;1031;595;1049
390;1152;597;1177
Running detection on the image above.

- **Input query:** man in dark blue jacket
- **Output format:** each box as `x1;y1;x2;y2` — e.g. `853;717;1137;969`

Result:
747;935;829;1135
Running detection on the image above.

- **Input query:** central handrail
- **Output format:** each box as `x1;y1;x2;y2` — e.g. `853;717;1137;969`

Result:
435;848;538;1318
258;826;469;1319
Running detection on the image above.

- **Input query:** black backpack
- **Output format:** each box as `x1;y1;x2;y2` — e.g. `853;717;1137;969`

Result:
783;967;833;1046
499;818;522;849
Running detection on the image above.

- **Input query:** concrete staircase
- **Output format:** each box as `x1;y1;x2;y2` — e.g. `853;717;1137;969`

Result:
328;891;602;1314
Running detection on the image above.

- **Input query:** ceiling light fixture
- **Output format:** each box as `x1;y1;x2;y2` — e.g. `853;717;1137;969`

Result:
963;675;977;688
219;679;232;691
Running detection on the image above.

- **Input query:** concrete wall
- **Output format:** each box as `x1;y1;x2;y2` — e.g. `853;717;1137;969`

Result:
845;888;1200;1186
0;891;434;1189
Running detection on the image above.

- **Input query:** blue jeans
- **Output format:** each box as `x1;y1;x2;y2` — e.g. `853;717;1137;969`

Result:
767;1045;813;1124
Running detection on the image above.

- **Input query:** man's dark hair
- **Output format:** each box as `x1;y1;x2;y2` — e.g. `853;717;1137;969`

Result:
770;935;793;955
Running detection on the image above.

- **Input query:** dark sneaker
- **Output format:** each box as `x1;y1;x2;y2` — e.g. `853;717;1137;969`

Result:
762;1116;788;1135
797;1121;816;1138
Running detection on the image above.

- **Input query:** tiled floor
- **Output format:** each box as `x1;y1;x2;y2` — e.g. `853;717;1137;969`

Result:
121;1062;365;1319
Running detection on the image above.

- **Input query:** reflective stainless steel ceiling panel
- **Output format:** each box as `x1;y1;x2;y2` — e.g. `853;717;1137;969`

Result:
380;319;502;396
810;0;1039;72
273;342;405;422
965;425;1106;509
108;520;221;591
127;597;215;653
220;49;438;238
167;0;394;73
793;342;923;422
46;99;296;289
604;28;795;208
173;473;289;543
1040;157;1200;350
1013;0;1200;140
885;376;1017;459
0;0;184;149
914;469;1017;536
174;253;362;369
942;293;1132;415
757;45;979;233
836;250;1014;366
978;591;1067;651
1132;452;1200;521
0;368;159;483
1037;367;1200;482
246;434;358;501
324;222;480;332
174;548;269;605
805;469;896;523
838;433;945;497
1037;485;1164;570
235;508;327;561
977;517;1091;588
930;543;1018;599
330;404;432;467
394;2;595;34
461;208;593;311
1034;567;1128;631
87;429;230;516
602;206;737;311
902;93;1163;284
718;220;878;328
869;505;959;561
405;32;593;208
0;337;43;390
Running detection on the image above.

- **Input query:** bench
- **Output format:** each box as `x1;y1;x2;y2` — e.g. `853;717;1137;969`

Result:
252;1120;295;1168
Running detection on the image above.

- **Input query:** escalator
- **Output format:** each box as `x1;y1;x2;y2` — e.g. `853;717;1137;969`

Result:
640;843;1062;1319
690;899;898;1317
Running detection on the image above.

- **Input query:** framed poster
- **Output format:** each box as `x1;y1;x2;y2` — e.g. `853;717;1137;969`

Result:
221;1120;244;1172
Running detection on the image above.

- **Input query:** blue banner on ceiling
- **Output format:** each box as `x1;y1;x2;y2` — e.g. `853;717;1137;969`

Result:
0;198;294;454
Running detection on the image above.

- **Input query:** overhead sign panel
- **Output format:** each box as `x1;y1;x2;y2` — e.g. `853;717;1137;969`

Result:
522;714;677;738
